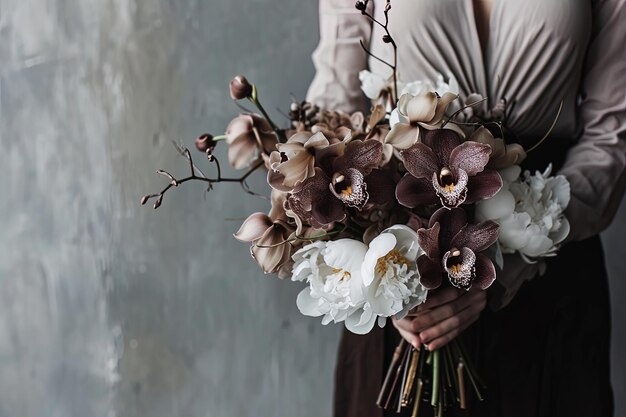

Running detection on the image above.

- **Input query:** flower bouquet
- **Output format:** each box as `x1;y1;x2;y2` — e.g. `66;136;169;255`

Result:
142;1;570;415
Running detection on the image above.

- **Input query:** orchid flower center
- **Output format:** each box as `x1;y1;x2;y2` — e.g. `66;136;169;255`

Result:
375;249;411;277
439;167;456;192
445;248;463;273
333;174;353;197
442;247;477;290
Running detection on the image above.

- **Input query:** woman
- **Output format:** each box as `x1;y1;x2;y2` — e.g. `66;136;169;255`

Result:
306;0;626;416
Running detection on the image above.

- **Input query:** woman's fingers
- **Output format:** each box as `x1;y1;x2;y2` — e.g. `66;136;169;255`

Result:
420;295;487;350
419;287;465;311
394;325;422;349
409;288;483;333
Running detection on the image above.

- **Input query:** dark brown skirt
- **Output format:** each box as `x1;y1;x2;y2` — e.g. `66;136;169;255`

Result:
333;236;614;417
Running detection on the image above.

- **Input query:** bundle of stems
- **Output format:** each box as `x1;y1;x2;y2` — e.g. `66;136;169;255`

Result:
376;339;485;416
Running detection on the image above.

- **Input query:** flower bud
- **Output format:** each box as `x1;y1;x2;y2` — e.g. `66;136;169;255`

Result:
229;75;253;100
195;133;216;152
355;1;367;11
382;34;392;43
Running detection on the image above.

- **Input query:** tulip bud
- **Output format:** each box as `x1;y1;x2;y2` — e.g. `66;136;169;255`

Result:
195;133;216;152
229;75;253;100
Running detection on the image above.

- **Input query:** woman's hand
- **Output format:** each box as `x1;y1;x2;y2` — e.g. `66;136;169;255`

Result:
392;287;487;350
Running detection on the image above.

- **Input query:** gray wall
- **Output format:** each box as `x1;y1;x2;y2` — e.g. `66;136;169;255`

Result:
0;1;623;417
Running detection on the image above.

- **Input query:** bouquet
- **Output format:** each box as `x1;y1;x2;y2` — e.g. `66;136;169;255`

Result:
142;1;570;414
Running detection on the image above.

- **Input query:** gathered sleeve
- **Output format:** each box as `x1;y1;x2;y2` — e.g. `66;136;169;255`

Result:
558;0;626;242
305;0;373;113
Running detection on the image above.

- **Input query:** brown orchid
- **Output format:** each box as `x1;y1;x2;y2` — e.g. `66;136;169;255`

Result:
267;132;342;192
234;190;295;275
286;139;391;229
225;113;277;170
396;129;503;209
417;207;499;290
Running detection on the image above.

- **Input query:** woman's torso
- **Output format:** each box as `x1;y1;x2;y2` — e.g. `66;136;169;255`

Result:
369;0;593;145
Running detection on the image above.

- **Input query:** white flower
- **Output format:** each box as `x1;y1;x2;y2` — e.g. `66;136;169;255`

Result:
476;165;571;263
360;70;459;115
291;239;372;328
361;225;428;320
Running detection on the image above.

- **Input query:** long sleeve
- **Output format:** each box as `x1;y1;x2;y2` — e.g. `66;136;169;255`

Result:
558;0;626;242
306;0;373;113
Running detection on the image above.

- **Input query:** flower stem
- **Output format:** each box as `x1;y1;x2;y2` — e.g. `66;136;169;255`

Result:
248;85;286;143
431;349;441;407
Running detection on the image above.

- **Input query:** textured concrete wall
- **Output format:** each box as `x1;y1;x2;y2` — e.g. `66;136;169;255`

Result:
0;1;624;417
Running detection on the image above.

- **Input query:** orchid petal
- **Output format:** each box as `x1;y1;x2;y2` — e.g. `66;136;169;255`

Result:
417;255;442;289
422;129;463;166
466;170;503;203
474;254;497;289
400;143;439;179
234;212;272;242
406;92;437;123
430;92;458;124
385;123;420;150
396;174;439;208
417;222;440;260
449;141;492;176
451;221;500;253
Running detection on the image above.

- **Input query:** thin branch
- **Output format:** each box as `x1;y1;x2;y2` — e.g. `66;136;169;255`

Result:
441;97;488;128
525;100;563;153
141;148;265;209
359;39;394;70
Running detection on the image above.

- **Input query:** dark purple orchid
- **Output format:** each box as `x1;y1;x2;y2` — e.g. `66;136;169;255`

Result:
417;207;499;290
396;129;503;209
286;139;393;229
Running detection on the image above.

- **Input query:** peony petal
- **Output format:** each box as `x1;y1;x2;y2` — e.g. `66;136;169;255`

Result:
396;174;439;208
475;188;516;221
422;129;463;166
465;170;503;203
406;92;438;123
362;233;397;286
474;254;496;289
449;141;492;176
296;288;323;317
383;225;422;260
417;255;443;289
451;221;500;253
234;212;273;242
324;239;368;274
400;143;439;179
417;223;441;259
344;309;377;335
385;123;420;150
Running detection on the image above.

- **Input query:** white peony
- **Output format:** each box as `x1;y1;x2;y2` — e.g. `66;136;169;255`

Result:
361;225;428;321
476;165;570;263
291;239;374;331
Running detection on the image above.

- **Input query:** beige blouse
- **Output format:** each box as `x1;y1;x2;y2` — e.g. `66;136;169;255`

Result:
306;0;626;306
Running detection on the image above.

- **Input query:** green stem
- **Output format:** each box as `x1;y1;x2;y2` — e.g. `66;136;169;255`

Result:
248;85;286;143
213;135;226;141
431;350;440;407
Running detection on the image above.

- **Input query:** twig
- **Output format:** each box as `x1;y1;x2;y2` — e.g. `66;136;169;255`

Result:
141;147;265;209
